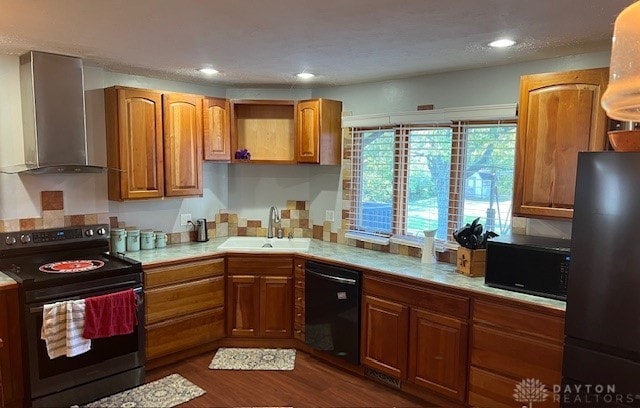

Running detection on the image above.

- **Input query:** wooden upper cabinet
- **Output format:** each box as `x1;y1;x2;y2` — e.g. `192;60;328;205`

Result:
105;87;164;200
513;67;609;219
296;99;343;165
230;100;296;164
203;97;231;161
162;93;204;197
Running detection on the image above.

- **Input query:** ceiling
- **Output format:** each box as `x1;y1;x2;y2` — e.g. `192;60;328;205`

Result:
0;0;634;87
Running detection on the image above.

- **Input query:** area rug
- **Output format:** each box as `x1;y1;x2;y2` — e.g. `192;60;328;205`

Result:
83;373;205;407
209;347;296;370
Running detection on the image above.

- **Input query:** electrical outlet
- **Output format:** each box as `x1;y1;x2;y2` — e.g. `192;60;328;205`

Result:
325;210;335;222
180;214;192;226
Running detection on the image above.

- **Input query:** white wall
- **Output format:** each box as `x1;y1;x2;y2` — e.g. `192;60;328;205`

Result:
311;51;611;115
0;51;612;236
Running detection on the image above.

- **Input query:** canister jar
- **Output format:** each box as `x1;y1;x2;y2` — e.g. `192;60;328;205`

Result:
140;229;155;250
125;227;140;252
155;231;167;248
110;228;127;253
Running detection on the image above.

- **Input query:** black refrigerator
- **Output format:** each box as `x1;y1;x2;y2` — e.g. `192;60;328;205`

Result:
563;152;640;407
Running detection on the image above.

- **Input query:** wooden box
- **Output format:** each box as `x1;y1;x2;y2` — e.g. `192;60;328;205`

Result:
456;247;486;277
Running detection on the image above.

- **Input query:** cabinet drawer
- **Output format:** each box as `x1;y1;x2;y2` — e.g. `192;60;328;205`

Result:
145;258;224;288
294;258;305;272
364;276;469;319
294;305;305;325
227;256;293;276
146;307;224;360
473;299;564;342
471;325;562;387
293;323;305;341
294;273;305;290
294;290;305;308
468;366;559;408
146;276;224;324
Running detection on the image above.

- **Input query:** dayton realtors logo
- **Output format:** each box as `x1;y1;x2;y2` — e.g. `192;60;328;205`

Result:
513;378;549;408
513;378;640;407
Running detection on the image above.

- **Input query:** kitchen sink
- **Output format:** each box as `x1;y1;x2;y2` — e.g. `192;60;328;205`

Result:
217;236;311;251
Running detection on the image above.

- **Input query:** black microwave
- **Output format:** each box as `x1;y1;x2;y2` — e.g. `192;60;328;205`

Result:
485;234;570;301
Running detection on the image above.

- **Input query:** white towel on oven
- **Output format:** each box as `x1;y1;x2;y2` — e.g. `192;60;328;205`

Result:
41;300;91;359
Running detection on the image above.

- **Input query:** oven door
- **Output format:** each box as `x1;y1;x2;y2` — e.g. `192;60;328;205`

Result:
24;282;145;404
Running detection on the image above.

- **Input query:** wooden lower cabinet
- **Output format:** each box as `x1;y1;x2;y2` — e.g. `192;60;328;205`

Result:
361;276;470;404
468;298;564;408
0;286;22;408
361;295;408;378
408;308;468;402
226;256;293;338
293;258;305;341
227;275;260;337
144;258;225;363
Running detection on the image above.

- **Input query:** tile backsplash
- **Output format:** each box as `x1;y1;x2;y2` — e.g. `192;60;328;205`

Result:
0;190;449;264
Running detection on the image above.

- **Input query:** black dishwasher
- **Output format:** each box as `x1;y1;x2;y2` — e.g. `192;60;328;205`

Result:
305;261;361;365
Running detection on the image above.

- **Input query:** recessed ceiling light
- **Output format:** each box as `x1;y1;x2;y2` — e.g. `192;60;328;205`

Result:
296;72;315;79
489;39;516;48
199;67;219;75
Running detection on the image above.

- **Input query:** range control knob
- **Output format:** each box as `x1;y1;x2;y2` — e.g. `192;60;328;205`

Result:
5;236;16;246
20;234;31;244
96;227;107;236
85;229;94;237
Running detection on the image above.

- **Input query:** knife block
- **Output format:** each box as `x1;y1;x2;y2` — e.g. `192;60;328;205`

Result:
456;247;486;277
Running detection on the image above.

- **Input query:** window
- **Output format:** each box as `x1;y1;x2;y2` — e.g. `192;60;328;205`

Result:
348;120;516;246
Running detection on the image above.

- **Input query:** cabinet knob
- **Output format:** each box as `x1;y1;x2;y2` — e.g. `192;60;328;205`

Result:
296;313;302;317
295;330;302;334
297;297;302;301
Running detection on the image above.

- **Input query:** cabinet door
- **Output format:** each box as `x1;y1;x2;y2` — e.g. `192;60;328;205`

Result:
227;275;260;337
513;67;608;219
260;276;293;338
163;93;203;196
361;295;409;379
408;308;468;402
105;87;164;200
296;100;319;163
296;99;342;165
203;97;231;161
0;288;23;408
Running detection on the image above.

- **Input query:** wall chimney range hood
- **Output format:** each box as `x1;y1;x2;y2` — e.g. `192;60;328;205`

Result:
0;51;105;174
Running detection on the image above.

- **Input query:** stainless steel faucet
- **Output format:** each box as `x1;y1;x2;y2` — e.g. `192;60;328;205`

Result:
267;206;281;238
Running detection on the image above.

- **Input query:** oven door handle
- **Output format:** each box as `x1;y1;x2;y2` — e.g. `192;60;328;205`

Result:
29;286;143;314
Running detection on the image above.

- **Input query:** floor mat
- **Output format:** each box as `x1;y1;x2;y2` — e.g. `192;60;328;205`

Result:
209;347;296;370
82;373;205;407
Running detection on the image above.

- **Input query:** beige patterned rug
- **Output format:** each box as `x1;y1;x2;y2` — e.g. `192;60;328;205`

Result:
209;347;296;370
83;373;205;407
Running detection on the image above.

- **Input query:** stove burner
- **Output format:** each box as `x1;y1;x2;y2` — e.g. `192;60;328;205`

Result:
38;260;105;273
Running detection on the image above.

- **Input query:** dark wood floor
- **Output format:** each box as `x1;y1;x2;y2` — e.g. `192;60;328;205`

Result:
146;350;431;407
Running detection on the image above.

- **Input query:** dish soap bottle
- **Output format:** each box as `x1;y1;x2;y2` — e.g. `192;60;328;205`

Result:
421;229;437;264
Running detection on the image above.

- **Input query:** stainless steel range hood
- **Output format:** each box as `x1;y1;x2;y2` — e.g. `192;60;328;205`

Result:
0;51;105;174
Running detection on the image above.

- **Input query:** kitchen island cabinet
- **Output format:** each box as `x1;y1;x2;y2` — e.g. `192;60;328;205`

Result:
226;256;293;338
362;275;469;403
144;258;224;368
105;86;203;200
0;284;22;408
468;298;564;407
513;67;609;219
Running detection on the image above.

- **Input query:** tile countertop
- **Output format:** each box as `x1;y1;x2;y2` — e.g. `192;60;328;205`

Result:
125;237;566;312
